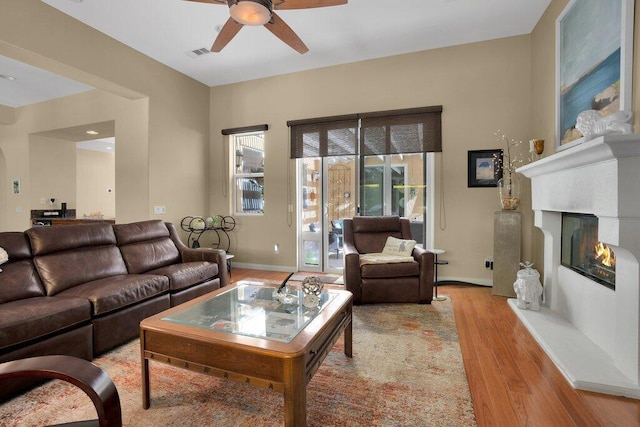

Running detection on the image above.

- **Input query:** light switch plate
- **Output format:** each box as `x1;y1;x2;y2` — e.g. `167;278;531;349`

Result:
153;206;166;215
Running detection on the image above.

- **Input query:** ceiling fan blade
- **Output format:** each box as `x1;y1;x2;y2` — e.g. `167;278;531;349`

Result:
274;0;347;10
265;12;309;54
183;0;226;4
212;17;243;52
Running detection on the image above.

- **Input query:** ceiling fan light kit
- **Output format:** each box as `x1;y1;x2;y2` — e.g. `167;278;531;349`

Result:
229;0;272;26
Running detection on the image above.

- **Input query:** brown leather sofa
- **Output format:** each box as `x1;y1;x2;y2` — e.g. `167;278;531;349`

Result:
343;216;434;304
0;220;227;400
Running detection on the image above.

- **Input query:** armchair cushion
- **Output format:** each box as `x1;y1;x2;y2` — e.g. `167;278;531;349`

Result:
359;253;414;265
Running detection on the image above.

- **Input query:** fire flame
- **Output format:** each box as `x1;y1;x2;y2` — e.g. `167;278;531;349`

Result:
594;242;616;267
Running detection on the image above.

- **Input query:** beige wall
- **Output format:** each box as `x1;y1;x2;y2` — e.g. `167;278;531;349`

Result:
0;0;210;232
0;90;147;230
77;149;116;219
29;135;77;210
210;35;534;282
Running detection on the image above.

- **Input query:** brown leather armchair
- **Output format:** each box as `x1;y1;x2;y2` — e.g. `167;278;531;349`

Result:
0;355;122;426
343;216;434;304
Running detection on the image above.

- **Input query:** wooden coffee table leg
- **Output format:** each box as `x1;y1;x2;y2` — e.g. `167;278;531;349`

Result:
283;357;306;426
344;319;353;358
142;356;150;409
344;305;353;357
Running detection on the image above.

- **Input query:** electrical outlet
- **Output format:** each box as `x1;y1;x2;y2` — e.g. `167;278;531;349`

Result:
153;206;166;215
484;256;494;270
274;244;279;254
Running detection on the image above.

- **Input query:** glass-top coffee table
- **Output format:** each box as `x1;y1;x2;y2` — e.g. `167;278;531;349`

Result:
140;281;353;426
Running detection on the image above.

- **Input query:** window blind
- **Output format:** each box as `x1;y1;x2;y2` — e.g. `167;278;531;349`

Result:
288;106;442;159
360;106;442;155
288;115;358;159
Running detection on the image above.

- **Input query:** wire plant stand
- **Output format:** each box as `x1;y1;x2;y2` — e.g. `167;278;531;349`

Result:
180;216;236;251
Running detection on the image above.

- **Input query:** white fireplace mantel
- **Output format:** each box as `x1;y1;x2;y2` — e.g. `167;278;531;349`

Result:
513;134;640;399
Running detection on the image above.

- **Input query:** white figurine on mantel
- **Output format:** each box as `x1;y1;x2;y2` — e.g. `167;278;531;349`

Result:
513;262;542;311
575;110;634;141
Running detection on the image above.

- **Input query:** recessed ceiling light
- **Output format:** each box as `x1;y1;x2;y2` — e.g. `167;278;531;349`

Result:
0;74;16;81
86;130;99;135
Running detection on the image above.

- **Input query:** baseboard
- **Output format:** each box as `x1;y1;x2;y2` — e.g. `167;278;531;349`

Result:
437;276;492;287
231;262;295;272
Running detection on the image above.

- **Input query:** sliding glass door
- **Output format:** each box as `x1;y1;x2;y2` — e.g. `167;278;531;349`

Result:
361;153;429;246
298;156;357;273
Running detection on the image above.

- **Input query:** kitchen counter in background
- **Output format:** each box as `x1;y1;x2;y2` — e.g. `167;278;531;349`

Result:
31;209;115;226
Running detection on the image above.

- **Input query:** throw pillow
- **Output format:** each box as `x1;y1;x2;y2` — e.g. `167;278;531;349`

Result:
0;246;8;272
382;236;416;257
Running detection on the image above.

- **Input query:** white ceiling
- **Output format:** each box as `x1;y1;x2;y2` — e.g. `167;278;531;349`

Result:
0;55;93;108
2;0;551;107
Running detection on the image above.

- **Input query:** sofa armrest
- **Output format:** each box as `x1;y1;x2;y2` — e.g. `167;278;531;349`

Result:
413;246;434;303
343;241;363;304
166;223;229;288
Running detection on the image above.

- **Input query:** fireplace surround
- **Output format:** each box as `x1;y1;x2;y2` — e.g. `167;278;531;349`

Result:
516;134;640;398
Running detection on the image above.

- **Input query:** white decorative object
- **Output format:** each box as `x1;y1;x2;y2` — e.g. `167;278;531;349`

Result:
575;110;634;141
513;262;542;311
302;276;323;308
0;246;8;272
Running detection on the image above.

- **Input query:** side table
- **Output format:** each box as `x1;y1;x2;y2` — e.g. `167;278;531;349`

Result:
429;248;448;301
226;253;234;276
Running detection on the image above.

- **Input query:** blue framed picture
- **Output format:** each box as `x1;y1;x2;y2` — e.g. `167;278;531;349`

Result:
467;149;503;188
556;0;634;150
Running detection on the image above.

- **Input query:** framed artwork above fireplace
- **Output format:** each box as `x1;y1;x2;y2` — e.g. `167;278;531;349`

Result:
555;0;635;151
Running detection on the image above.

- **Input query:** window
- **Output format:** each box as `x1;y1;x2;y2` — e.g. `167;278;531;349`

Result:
233;132;265;215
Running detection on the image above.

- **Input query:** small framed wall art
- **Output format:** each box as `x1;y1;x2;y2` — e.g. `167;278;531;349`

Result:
467;149;503;188
11;178;21;195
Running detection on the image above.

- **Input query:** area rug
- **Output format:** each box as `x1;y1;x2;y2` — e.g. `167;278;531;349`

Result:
0;301;475;426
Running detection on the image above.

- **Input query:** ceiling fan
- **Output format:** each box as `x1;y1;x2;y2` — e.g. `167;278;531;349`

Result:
186;0;348;54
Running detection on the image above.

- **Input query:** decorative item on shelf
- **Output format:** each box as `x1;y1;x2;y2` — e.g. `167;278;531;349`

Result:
494;131;535;210
513;262;542;311
529;139;545;157
301;276;324;308
575;110;634;141
0;246;8;272
191;217;206;230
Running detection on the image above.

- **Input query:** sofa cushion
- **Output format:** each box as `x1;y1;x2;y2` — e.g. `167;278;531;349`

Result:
148;261;218;292
0;296;91;351
57;274;169;316
113;220;169;246
35;246;128;296
360;260;419;279
0;260;45;304
27;222;117;256
0;232;32;260
118;238;181;274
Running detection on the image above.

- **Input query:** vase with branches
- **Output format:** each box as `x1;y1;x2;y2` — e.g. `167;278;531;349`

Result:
493;131;534;210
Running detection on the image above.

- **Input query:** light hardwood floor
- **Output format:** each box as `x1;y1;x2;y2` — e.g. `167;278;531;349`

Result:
230;268;640;426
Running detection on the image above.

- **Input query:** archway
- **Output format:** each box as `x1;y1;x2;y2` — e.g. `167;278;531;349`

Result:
0;147;6;231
